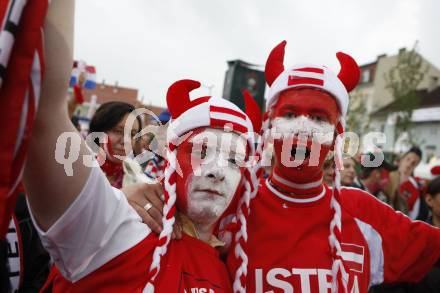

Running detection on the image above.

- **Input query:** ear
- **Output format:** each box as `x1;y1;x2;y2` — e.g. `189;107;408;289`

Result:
425;194;434;208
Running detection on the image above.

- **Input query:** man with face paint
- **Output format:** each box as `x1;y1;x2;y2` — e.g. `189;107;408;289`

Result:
225;41;440;293
25;74;260;293
19;2;262;291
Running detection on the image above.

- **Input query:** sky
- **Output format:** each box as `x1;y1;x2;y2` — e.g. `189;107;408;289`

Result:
74;0;440;108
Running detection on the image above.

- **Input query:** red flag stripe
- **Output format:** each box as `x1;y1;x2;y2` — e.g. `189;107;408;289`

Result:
288;76;324;86
343;260;363;272
340;243;364;255
294;67;324;74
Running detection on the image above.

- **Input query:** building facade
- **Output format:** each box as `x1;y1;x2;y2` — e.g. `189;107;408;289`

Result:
348;48;440;161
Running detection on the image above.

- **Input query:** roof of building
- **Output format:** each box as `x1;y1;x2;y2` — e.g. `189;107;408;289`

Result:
83;82;139;105
74;82;166;121
371;86;440;117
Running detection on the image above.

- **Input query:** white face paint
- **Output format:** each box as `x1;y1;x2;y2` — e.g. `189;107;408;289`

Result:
186;128;247;225
271;115;335;145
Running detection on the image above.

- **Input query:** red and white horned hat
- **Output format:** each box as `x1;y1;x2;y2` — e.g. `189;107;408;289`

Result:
265;40;359;119
145;79;261;293
263;41;360;293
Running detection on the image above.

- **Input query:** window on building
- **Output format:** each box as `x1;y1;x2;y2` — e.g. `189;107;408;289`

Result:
361;69;370;83
425;145;437;163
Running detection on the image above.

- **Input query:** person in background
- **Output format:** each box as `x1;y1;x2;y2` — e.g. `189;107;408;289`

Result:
408;176;440;292
88;101;142;188
425;176;440;227
1;192;51;292
371;177;440;293
323;153;335;187
144;110;170;181
352;153;396;203
340;156;357;186
385;147;428;220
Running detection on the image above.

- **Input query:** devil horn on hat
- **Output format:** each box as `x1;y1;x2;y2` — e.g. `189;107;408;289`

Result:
243;90;262;133
166;79;201;119
336;52;360;93
265;40;287;86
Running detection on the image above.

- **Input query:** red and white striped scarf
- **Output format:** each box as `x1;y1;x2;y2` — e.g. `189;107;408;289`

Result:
0;0;49;238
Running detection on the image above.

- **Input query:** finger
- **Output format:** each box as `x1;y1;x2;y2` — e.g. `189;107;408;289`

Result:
144;184;164;211
150;182;165;202
147;206;164;229
124;184;162;212
131;202;162;234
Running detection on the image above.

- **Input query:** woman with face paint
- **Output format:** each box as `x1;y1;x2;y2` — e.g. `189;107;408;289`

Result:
225;41;440;293
20;3;262;292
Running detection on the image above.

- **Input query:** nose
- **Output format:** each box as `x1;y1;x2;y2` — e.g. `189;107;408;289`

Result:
205;168;225;182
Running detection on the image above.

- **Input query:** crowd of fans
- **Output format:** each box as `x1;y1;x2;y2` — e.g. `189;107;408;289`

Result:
1;3;439;291
4;95;440;292
321;147;440;292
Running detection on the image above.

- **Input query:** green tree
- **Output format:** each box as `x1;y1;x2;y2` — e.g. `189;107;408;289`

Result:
346;91;369;135
384;41;427;143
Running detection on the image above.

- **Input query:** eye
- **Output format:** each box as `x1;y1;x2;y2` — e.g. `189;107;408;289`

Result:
200;145;207;159
191;143;207;159
311;115;327;123
228;157;239;167
284;112;296;119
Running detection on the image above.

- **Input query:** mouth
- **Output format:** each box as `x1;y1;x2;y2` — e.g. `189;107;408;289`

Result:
291;146;312;160
194;189;223;197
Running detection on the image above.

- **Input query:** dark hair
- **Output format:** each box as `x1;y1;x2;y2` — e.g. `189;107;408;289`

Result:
89;102;141;144
360;153;396;179
403;146;423;160
71;115;80;129
90;102;141;133
427;177;440;198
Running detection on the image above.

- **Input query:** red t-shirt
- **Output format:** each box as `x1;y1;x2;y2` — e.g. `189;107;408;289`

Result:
42;234;231;292
228;179;440;292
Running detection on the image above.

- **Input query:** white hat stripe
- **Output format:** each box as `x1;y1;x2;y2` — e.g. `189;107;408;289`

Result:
210;111;248;130
289;70;324;79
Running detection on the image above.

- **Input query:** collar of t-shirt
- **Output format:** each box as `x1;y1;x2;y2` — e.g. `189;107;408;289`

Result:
266;178;327;206
177;213;225;248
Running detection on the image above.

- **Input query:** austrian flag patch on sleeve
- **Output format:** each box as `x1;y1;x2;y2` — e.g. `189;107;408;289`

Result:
340;243;365;273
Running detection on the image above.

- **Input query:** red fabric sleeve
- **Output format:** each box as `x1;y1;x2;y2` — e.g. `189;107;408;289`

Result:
0;0;48;238
343;188;440;283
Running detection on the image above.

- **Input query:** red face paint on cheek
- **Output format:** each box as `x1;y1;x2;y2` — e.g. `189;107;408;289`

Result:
174;128;208;212
270;89;341;186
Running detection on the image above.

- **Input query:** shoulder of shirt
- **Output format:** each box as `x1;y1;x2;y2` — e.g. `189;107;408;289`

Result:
339;186;393;214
